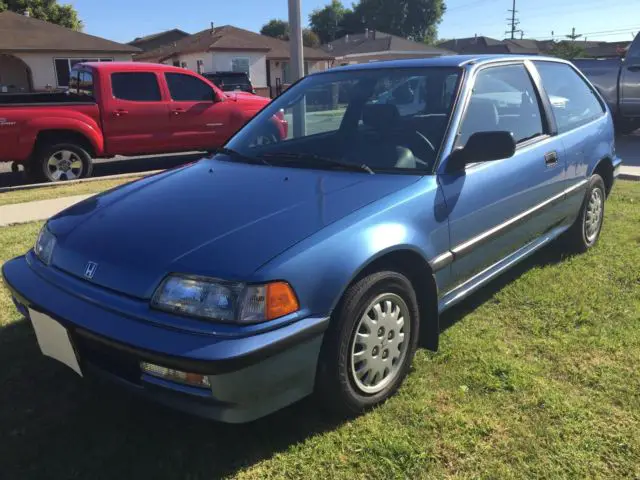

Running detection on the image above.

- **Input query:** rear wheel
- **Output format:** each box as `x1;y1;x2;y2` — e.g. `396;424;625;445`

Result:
316;271;420;416
28;143;93;183
559;174;606;253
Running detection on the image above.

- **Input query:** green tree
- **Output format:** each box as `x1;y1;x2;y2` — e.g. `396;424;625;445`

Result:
302;29;321;48
548;40;585;60
309;0;349;44
352;0;446;43
261;19;322;48
260;19;290;40
0;0;82;30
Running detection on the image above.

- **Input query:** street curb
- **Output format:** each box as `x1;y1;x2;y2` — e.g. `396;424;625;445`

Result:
0;170;163;194
619;173;640;181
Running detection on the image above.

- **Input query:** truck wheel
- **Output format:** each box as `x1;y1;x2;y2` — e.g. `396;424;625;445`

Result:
29;143;93;183
559;174;606;254
315;271;420;417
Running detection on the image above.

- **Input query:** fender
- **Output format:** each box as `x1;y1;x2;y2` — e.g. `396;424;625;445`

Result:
253;177;450;319
20;114;105;159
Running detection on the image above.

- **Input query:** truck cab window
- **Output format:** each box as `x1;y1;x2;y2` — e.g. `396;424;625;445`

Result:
111;72;161;102
165;73;214;102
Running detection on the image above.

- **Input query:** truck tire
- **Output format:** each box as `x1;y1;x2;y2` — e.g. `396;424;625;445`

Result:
28;143;93;183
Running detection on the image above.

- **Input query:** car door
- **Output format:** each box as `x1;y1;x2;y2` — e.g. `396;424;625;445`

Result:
533;60;609;217
620;34;640;117
437;62;567;292
101;71;171;155
164;72;235;151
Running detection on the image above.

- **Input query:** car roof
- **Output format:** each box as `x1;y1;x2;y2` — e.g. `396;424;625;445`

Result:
326;55;569;73
81;61;195;74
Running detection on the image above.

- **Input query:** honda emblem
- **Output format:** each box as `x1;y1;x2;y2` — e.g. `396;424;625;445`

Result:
84;261;98;279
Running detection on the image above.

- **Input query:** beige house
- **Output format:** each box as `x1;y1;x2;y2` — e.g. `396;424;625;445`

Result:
0;10;139;92
135;25;334;97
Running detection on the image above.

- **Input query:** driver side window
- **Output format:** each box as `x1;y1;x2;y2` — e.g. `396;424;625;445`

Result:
457;64;544;147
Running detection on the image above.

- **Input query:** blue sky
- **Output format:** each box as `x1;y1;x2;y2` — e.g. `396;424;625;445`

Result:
69;0;639;44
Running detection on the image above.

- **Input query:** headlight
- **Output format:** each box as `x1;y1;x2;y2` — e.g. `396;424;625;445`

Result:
34;225;56;265
151;275;299;324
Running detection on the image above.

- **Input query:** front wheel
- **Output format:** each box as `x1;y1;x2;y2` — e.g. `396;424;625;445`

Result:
316;271;420;416
28;143;93;183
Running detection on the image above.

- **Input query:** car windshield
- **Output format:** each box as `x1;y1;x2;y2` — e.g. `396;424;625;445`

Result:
224;67;461;174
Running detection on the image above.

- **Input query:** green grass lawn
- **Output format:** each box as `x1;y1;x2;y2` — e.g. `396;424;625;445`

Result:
0;182;638;479
0;176;142;207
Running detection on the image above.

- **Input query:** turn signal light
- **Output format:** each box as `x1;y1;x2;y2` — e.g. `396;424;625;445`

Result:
266;282;299;320
141;362;211;388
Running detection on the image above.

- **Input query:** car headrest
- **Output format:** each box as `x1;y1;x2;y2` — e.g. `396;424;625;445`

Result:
459;97;499;145
362;103;400;130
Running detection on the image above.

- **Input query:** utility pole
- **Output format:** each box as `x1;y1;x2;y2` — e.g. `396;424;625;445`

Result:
505;0;522;40
288;0;305;136
565;27;582;42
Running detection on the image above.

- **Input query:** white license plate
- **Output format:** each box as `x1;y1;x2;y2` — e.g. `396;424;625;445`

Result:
29;309;83;377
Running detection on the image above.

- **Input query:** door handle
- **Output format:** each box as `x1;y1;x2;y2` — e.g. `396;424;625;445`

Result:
544;151;559;167
172;109;185;115
113;109;129;117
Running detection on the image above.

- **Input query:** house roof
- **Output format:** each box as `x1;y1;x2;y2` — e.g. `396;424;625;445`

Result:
129;29;190;52
135;25;333;62
324;31;453;57
0;10;139;53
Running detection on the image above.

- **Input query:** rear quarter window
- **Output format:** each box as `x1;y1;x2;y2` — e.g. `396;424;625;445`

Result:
534;61;605;133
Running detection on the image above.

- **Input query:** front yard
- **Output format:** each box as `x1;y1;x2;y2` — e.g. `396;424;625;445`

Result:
0;182;638;479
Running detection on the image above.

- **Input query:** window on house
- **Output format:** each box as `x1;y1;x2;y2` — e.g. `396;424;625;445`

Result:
232;57;250;75
197;60;204;74
165;73;214;101
111;72;162;101
281;61;290;84
54;58;112;87
172;60;181;67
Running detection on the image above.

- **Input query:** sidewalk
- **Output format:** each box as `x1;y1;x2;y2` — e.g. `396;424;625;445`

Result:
0;194;91;227
620;165;640;181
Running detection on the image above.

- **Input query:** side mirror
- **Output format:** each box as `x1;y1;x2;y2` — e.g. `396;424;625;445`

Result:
446;131;516;173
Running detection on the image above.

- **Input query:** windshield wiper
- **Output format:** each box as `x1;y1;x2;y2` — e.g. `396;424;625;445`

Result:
209;147;271;166
258;152;374;174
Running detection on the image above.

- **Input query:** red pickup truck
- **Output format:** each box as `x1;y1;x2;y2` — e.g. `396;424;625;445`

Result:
0;62;285;182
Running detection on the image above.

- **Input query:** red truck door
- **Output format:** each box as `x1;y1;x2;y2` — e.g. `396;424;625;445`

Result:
101;71;171;155
163;72;236;150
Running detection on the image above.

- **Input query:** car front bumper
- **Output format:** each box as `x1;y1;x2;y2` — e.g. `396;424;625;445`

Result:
2;254;329;423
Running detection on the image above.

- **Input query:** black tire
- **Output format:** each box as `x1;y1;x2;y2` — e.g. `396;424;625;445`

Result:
28;142;93;183
560;174;606;253
316;271;420;417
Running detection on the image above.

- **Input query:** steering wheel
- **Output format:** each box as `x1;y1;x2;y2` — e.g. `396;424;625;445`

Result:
412;130;437;159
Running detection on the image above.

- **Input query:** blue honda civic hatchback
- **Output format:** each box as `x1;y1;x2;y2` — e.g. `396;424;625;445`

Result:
3;56;621;423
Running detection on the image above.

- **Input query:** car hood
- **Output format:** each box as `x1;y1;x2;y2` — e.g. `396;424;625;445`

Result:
47;159;419;299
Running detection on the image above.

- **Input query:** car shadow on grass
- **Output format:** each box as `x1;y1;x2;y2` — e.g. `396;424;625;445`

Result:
0;245;569;479
0;319;343;479
438;243;568;333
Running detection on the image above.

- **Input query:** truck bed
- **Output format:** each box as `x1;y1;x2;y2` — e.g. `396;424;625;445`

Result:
0;92;95;106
